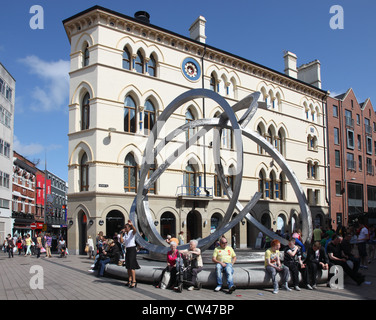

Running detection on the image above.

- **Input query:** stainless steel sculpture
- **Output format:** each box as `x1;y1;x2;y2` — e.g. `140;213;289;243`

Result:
129;88;312;256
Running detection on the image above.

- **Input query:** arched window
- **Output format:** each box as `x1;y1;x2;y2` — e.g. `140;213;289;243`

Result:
266;128;273;146
184;164;196;195
258;171;265;198
257;125;264;154
124;95;137;133
144;99;155;135
185;108;195;140
147;161;156;194
278;173;285;200
122;47;131;70
276;129;284;155
148;55;156;77
269;172;275;199
83;43;89;67
80;153;89;192
81;93;90;130
135;51;144;73
210;74;217;92
124;153;137;192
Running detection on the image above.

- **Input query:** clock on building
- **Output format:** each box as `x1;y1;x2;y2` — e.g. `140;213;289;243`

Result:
182;57;201;81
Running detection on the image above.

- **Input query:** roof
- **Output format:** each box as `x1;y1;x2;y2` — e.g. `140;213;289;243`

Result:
63;5;328;96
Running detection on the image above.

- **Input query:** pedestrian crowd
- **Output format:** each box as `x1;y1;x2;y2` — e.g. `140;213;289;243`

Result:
5;218;373;296
83;218;375;294
2;233;67;259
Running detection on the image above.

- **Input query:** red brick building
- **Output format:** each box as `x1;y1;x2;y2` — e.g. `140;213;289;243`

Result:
327;88;376;229
12;151;46;235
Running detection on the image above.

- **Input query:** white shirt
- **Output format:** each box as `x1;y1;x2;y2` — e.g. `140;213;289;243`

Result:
358;227;369;243
123;230;136;248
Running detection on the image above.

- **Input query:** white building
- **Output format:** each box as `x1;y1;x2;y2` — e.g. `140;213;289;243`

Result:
63;6;329;254
0;63;15;242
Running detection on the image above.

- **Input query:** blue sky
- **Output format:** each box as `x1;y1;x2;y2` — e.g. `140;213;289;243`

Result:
1;0;375;183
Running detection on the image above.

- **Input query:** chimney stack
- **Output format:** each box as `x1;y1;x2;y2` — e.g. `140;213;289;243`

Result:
189;16;207;43
283;51;298;79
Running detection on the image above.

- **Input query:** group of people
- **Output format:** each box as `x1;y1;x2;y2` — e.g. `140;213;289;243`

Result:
265;220;374;294
85;218;374;295
2;233;67;258
88;220;140;288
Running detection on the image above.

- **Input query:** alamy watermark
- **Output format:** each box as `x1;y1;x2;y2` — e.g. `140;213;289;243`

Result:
29;265;44;290
330;5;344;30
329;265;344;289
29;5;44;30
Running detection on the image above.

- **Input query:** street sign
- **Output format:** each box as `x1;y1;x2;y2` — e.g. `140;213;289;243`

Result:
30;223;37;230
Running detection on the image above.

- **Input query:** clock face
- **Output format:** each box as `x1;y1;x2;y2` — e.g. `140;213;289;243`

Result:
182;58;201;81
185;62;197;78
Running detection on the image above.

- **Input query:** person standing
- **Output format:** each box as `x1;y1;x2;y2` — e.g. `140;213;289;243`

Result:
6;234;14;258
265;239;291;294
87;235;95;259
25;234;32;256
212;237;237;293
357;220;369;269
313;225;323;242
45;233;52;258
36;233;43;258
120;220;140;288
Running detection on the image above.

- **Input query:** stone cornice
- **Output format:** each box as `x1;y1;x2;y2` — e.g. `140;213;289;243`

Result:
63;6;328;102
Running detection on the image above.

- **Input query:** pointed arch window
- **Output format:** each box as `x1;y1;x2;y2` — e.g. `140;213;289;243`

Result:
124;153;138;192
185;108;195;141
210;74;217;92
123;47;131;70
269;173;275;199
185;164;197;196
135;51;144;73
148;55;156;77
124;95;137;133
258;171;265;198
144;99;155;135
80;153;89;192
83;44;89;67
257;125;264;154
81;93;90;130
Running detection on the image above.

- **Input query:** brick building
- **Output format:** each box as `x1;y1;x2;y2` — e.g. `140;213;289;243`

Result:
327;88;376;229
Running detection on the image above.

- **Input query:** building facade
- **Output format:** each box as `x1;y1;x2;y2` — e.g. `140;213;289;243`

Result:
12;151;38;236
45;170;68;238
0;63;15;244
64;6;329;254
327;89;376;229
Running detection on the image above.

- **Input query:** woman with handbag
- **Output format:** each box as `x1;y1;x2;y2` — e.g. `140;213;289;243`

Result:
120;220;140;288
157;241;179;289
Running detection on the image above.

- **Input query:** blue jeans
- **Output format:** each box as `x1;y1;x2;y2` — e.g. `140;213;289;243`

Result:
215;263;234;288
98;258;110;276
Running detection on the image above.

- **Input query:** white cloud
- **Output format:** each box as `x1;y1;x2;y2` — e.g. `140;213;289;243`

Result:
13;135;61;157
18;55;70;112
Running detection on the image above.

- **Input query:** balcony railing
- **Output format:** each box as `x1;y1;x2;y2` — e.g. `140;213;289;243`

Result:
345;116;354;128
365;124;372;135
347;159;356;171
176;185;213;198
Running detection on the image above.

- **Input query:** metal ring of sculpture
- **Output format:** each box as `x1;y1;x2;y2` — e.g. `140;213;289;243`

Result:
129;88;312;256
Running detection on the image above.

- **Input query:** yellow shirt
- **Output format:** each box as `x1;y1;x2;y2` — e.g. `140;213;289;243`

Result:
25;238;32;246
212;246;236;264
265;249;280;267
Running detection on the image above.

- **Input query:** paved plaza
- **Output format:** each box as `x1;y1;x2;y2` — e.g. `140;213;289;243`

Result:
0;250;375;302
